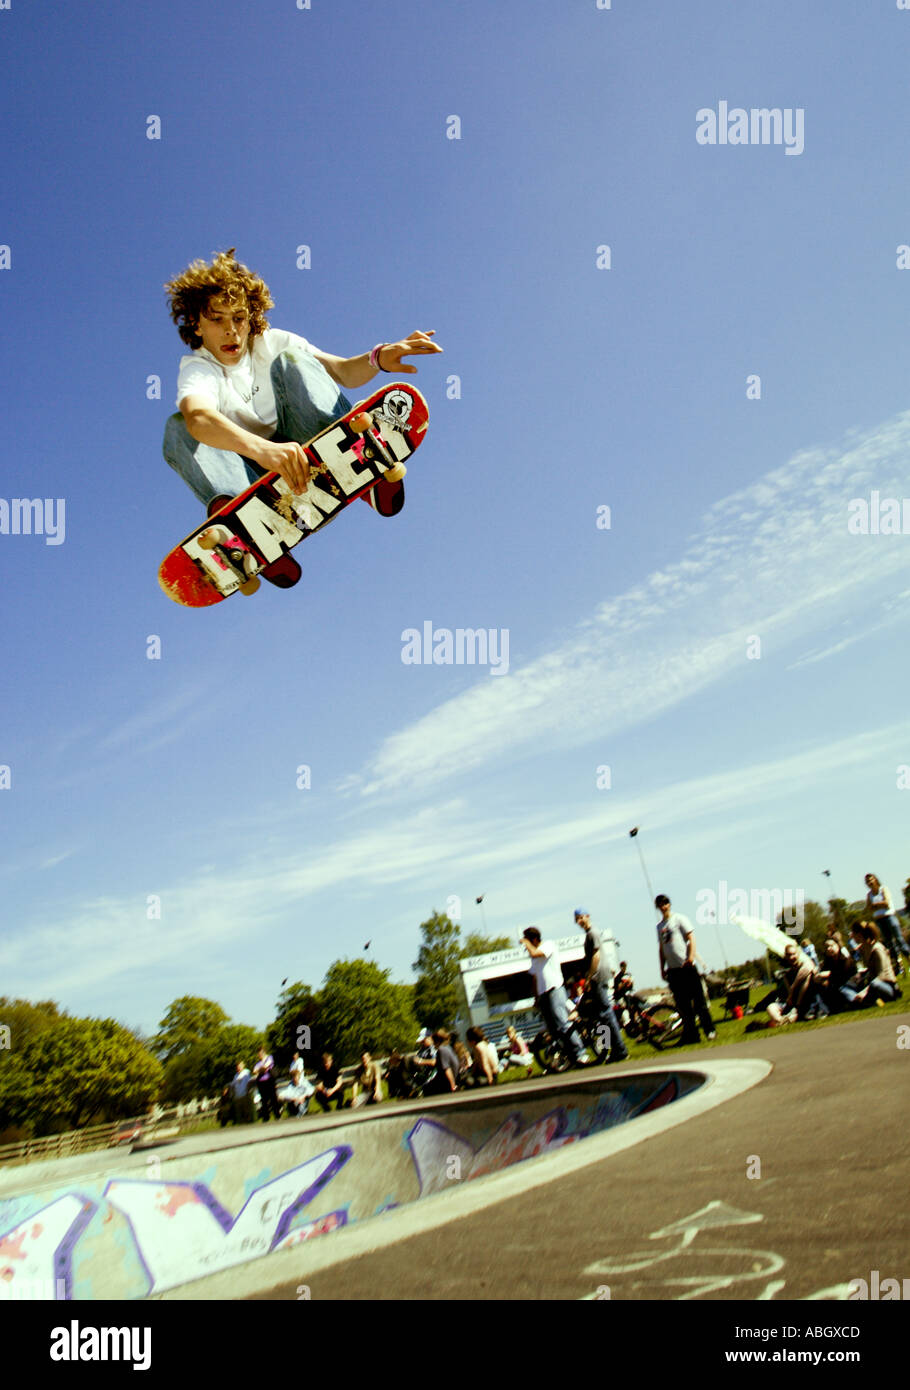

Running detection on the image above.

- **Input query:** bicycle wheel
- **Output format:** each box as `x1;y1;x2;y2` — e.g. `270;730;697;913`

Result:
585;1020;610;1061
540;1035;572;1073
645;1004;684;1050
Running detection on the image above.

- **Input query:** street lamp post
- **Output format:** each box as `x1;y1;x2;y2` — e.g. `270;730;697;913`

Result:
629;827;656;913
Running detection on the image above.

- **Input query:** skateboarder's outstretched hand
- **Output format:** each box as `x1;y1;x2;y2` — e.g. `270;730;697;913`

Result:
380;330;442;374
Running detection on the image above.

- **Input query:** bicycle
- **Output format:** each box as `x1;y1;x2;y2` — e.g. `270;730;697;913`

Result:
531;991;613;1073
613;976;684;1051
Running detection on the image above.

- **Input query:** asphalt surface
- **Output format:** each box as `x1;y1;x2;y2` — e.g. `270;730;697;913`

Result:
248;1010;909;1302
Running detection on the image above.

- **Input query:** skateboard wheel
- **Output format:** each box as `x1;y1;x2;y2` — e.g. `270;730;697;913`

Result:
383;463;407;483
197;530;219;551
350;412;372;433
239;576;261;596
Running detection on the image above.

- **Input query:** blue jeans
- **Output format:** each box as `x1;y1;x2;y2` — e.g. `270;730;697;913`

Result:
162;349;352;507
590;980;628;1059
875;915;910;972
538;986;587;1062
841;978;899;1008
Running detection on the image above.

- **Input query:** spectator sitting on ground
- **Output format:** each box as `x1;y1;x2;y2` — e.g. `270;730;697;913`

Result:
423;1028;460;1095
466;1026;498;1085
498;1024;534;1078
800;938;819;968
313;1051;347;1111
383;1050;411;1100
413;1028;437;1076
350;1052;384;1107
766;942;821;1026
815;937;857;1015
834;921;863;967
841;922;901;1009
278;1050;315;1116
825;928;853;964
567;977;586;1008
452;1039;473;1085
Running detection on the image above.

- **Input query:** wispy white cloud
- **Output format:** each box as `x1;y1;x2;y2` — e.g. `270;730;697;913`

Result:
97;685;209;755
10;719;907;1002
346;413;910;797
39;849;77;870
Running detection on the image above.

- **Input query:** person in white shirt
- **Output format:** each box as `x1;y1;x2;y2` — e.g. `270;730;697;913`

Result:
654;894;716;1045
521;927;589;1064
864;874;909;977
162;248;442;585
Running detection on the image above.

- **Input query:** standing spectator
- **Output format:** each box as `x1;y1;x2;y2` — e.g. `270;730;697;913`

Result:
252;1046;282;1122
313;1051;346;1111
521;927;589;1066
864;874;910;977
217;1085;234;1127
424;1029;460;1094
350;1052;384;1107
498;1024;534;1078
654;895;716;1045
230;1059;255;1125
800;938;819;968
574;909;628;1063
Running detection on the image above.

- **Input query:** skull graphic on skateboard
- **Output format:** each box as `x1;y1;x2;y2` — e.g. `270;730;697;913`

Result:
158;382;428;607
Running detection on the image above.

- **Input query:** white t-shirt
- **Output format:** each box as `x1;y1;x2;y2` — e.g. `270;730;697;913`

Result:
869;886;897;920
657;912;694;970
176;328;319;439
527;940;565;995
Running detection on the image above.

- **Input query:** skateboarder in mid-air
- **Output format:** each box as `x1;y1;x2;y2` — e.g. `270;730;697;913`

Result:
163;247;442;587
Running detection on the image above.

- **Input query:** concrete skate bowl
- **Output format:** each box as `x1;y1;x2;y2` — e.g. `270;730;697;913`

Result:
0;1067;715;1300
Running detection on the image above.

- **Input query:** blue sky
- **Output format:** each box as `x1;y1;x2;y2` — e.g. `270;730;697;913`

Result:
2;1;909;1038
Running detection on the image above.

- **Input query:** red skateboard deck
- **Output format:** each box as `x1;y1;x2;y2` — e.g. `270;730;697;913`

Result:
158;383;428;607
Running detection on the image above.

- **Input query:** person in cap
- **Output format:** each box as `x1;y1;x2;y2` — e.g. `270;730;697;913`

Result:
574;909;628;1062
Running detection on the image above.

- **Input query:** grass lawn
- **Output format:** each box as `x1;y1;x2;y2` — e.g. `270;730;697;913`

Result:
612;981;910;1066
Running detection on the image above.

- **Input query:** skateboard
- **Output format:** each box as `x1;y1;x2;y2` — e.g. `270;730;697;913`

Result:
158;382;429;607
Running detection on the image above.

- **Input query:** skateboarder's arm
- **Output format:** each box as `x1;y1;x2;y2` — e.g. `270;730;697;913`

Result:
311;331;442;388
180;396;311;493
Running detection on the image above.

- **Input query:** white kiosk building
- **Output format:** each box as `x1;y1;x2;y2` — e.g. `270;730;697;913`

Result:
454;929;622;1041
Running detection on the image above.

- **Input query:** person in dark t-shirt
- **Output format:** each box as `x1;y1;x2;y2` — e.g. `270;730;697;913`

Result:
313;1051;346;1111
424;1028;459;1094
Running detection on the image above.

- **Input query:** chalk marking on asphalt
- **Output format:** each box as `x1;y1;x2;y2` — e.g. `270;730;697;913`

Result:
162;1057;770;1301
582;1201;787;1300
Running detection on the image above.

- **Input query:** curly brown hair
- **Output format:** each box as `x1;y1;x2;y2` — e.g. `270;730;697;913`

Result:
164;248;274;348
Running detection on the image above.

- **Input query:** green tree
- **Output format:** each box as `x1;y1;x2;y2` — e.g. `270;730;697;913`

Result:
17;1017;162;1134
412;911;462;1029
317;959;417;1065
0;998;68;1142
152;996;229;1063
266;982;320;1066
460;931;512;958
161;1023;264;1102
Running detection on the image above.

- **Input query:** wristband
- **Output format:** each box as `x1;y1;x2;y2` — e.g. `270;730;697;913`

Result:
369;343;385;370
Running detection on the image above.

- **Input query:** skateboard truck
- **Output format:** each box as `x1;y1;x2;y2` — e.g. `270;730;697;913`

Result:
349;411;407;482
